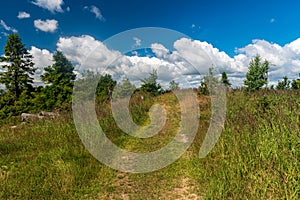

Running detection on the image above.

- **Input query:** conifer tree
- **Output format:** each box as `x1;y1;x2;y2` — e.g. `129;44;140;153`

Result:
41;51;76;107
0;34;35;100
244;55;269;91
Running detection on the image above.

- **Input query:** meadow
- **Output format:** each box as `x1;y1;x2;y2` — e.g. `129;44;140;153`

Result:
0;90;299;199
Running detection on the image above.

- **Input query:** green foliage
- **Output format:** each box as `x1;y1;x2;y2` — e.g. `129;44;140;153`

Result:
168;80;180;91
140;69;164;96
112;78;136;99
0;34;35;100
221;71;231;87
244;55;269;91
95;74;116;101
276;76;290;89
40;51;76;109
198;67;220;95
291;73;300;89
0;34;36;118
73;71;101;102
198;81;209;95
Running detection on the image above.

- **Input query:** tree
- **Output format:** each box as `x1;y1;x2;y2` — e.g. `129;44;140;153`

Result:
140;69;164;96
221;71;231;87
95;74;117;101
198;67;219;95
198;81;209;95
41;51;76;108
276;76;290;90
0;34;35;100
244;55;269;91
291;73;300;90
113;78;136;99
168;80;180;91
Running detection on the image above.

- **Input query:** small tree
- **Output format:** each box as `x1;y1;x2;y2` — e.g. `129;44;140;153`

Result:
221;71;231;87
95;74;117;101
0;34;35;100
244;55;269;91
113;78;136;99
276;76;290;90
168;80;180;91
291;73;300;90
198;67;219;95
140;69;164;96
41;51;76;108
198;81;209;95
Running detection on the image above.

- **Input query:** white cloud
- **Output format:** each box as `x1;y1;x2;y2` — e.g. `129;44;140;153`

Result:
29;46;54;84
57;35;121;71
191;24;201;30
133;37;141;47
34;19;58;33
0;20;18;33
17;11;30;19
151;43;169;58
30;34;300;88
55;35;183;87
32;0;64;13
286;38;300;55
84;5;105;21
270;18;275;23
236;39;300;80
172;38;241;75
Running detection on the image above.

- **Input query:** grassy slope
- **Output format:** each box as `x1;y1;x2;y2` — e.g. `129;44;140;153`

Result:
0;90;299;199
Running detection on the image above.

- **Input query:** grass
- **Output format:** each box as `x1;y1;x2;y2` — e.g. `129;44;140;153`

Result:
0;90;299;199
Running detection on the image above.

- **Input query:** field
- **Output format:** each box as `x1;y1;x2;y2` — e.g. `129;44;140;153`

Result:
0;90;299;199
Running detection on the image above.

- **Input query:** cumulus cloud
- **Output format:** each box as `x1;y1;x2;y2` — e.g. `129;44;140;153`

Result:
55;35;300;87
236;39;300;80
17;11;30;19
32;0;64;13
28;34;300;88
57;35;121;71
84;5;105;21
150;38;300;86
151;43;169;58
0;20;18;33
55;35;184;87
29;46;54;85
34;19;58;33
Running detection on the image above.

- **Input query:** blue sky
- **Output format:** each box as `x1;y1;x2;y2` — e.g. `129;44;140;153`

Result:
1;0;300;87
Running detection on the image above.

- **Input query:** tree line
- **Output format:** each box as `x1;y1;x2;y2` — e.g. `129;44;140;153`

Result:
0;34;299;119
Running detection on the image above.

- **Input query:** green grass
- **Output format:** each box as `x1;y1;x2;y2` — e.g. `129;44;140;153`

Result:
0;90;299;199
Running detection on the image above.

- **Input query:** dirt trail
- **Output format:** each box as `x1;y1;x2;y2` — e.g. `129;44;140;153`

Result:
164;178;202;200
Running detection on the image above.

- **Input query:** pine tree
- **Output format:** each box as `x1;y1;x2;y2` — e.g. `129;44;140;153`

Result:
221;71;231;87
291;73;300;89
169;80;180;91
95;74;116;101
0;34;35;100
244;55;269;91
198;67;219;95
41;51;76;107
113;78;136;99
140;69;164;96
276;76;290;90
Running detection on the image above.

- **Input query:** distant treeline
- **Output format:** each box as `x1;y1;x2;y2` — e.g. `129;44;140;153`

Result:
0;34;299;119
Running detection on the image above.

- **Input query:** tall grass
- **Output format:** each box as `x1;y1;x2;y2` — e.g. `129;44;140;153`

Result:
0;90;299;199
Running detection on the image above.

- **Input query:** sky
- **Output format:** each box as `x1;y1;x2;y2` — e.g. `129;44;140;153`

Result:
0;0;300;87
